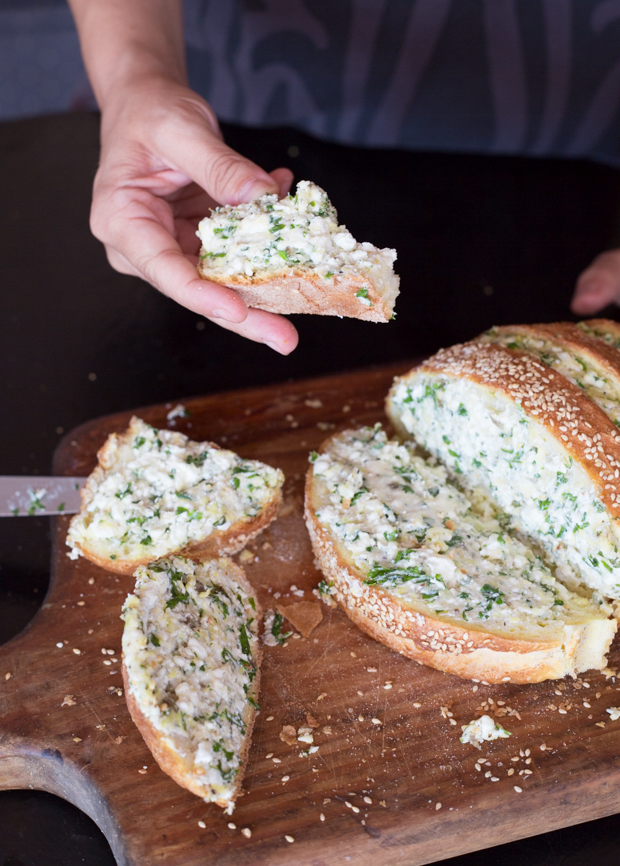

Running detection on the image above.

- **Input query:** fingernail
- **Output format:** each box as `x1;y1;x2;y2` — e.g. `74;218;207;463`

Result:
265;341;283;354
211;308;239;322
238;177;277;204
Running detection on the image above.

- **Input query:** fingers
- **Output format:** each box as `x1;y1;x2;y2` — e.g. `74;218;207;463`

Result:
270;167;294;199
571;250;620;315
204;308;299;355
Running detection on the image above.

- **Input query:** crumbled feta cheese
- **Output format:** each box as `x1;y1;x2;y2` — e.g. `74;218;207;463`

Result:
460;715;511;749
197;180;396;280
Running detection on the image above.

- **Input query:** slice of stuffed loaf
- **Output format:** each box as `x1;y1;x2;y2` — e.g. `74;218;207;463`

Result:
196;180;399;323
480;322;620;428
122;555;261;811
578;318;620;351
387;342;620;600
66;417;283;574
305;426;615;683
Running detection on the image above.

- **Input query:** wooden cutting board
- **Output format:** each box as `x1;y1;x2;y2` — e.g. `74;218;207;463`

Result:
3;362;620;866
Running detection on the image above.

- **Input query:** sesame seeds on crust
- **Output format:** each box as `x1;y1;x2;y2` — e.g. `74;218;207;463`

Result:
417;342;620;518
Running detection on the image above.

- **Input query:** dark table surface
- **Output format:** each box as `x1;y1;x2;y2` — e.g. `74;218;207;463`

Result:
3;110;620;865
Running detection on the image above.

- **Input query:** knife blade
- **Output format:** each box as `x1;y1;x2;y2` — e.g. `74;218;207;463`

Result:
0;477;86;516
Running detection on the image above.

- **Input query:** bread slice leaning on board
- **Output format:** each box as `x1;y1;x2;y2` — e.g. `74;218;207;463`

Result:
305;426;615;684
196;181;399;323
122;555;261;812
66;417;283;575
387;340;620;601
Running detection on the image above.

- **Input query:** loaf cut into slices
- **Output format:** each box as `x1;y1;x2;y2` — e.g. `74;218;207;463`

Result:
578;318;620;351
387;342;620;600
121;555;261;811
305;426;615;683
66;417;283;574
480;322;620;428
196;180;399;323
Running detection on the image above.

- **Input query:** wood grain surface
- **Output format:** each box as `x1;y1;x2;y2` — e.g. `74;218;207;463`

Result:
3;362;620;866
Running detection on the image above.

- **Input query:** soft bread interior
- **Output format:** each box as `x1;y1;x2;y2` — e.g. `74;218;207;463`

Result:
122;556;261;810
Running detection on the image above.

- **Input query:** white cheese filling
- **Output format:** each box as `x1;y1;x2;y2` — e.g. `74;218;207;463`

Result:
482;328;620;427
310;427;610;636
67;418;283;563
122;556;260;804
196;180;396;283
460;715;511;749
391;374;620;599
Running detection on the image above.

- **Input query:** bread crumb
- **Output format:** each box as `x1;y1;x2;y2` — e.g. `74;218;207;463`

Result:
280;725;297;746
322;726;332;734
317;693;327;701
238;550;255;564
276;601;322;637
62;695;76;707
380;800;387;807
606;707;620;721
72;737;82;743
306;713;319;728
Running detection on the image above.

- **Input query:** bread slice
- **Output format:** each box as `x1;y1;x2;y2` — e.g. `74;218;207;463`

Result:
305;426;615;683
578;318;620;351
196;180;399;323
480;322;620;428
66;417;283;574
121;555;262;811
387;342;620;600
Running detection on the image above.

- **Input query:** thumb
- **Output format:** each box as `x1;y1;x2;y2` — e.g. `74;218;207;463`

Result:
156;101;282;206
572;251;620;315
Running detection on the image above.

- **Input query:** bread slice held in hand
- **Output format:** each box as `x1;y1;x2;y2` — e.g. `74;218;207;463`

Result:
121;555;261;811
66;417;283;574
196;180;399;323
387;342;620;600
305;426;615;684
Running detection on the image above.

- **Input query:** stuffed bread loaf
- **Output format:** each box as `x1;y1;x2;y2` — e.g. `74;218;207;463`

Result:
122;555;261;812
67;417;283;574
305;426;615;684
387;340;620;601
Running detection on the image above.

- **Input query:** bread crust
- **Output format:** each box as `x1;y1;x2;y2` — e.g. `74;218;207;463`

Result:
68;419;282;575
305;471;614;684
580;318;620;345
197;262;395;323
388;342;620;521
122;563;262;810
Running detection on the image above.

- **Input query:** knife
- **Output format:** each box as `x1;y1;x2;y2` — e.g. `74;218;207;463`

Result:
0;477;86;516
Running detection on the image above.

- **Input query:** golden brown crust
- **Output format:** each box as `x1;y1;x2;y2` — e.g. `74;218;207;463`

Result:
197;262;394;323
122;566;262;809
304;472;611;684
392;342;620;519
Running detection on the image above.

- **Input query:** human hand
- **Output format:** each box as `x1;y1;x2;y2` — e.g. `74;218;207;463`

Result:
571;250;620;317
91;76;298;353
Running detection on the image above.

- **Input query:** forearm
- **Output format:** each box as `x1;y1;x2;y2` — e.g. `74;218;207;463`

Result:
68;0;187;109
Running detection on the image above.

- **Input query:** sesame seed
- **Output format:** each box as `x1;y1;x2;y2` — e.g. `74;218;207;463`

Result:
266;716;274;721
228;822;236;829
364;796;372;804
272;757;281;763
56;642;63;648
282;775;290;782
285;835;295;843
514;786;522;793
198;821;206;829
435;803;442;810
371;718;382;725
72;648;81;655
320;813;325;821
241;828;251;838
